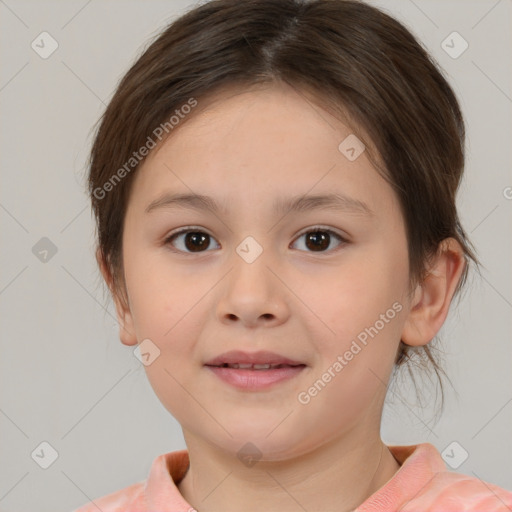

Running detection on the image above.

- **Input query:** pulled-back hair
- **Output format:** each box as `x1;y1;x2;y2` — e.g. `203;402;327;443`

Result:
87;0;480;416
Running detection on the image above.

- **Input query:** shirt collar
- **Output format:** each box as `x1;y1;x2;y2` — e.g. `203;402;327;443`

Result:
144;449;191;510
142;443;446;511
355;443;447;511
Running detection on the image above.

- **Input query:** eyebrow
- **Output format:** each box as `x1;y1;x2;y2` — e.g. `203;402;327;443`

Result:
145;192;374;217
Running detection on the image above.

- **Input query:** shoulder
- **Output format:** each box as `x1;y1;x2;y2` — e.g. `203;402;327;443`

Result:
70;448;190;512
71;479;146;512
393;443;512;511
405;470;512;511
358;443;512;512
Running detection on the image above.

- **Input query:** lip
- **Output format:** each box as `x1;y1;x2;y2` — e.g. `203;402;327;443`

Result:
204;350;305;367
204;350;307;391
205;365;306;390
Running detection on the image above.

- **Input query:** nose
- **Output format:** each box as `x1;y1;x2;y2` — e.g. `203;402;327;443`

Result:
215;245;290;328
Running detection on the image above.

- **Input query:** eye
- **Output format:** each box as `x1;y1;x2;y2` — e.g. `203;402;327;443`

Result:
164;226;347;254
164;227;220;253
291;226;347;253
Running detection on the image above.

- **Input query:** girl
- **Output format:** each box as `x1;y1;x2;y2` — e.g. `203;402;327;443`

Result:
75;0;512;510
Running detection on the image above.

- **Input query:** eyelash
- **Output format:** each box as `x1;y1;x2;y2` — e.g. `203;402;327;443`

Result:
163;225;348;255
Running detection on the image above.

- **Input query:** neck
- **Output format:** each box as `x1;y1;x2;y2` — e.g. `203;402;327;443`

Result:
177;428;401;512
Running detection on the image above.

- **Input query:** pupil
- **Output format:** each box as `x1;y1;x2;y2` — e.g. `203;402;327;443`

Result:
185;232;209;252
182;231;330;252
306;231;329;251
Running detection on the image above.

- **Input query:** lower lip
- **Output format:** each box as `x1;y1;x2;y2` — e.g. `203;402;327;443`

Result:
205;365;306;390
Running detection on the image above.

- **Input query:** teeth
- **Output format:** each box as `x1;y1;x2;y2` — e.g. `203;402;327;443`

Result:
223;363;286;370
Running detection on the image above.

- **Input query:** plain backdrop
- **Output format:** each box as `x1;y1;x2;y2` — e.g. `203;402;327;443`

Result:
0;1;511;511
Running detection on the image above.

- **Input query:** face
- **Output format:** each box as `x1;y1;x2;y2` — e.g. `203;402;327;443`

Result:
113;82;414;459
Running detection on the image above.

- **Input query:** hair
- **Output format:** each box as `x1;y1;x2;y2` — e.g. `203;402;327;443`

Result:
87;0;480;419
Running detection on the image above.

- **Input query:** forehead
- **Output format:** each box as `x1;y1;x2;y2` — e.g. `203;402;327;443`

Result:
171;81;358;150
128;81;399;223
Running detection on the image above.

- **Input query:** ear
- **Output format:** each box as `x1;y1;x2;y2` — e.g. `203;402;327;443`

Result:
401;238;466;347
96;248;138;346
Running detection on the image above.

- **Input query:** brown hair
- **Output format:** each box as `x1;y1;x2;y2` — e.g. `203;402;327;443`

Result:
87;0;480;416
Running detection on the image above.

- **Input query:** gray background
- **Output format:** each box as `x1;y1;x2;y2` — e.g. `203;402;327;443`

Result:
0;1;511;511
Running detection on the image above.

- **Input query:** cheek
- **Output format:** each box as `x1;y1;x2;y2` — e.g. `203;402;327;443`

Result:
298;277;404;431
123;244;189;333
321;252;403;322
308;245;407;371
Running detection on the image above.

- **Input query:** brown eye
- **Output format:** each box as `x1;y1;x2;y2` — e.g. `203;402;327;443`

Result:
183;232;209;252
291;228;346;253
165;229;220;253
164;226;346;255
305;231;330;251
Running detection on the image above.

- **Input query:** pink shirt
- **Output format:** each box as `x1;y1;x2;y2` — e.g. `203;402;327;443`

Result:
72;443;512;511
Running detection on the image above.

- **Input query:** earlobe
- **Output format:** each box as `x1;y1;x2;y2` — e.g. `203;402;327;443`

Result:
112;293;138;347
401;238;466;347
96;247;138;347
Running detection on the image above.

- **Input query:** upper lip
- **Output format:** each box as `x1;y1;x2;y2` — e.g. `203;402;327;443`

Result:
204;350;306;366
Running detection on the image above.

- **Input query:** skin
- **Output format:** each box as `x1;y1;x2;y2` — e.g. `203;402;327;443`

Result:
99;81;465;512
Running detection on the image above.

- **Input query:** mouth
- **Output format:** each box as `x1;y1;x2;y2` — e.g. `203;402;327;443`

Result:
203;350;307;390
204;360;307;390
204;349;306;368
206;362;305;370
